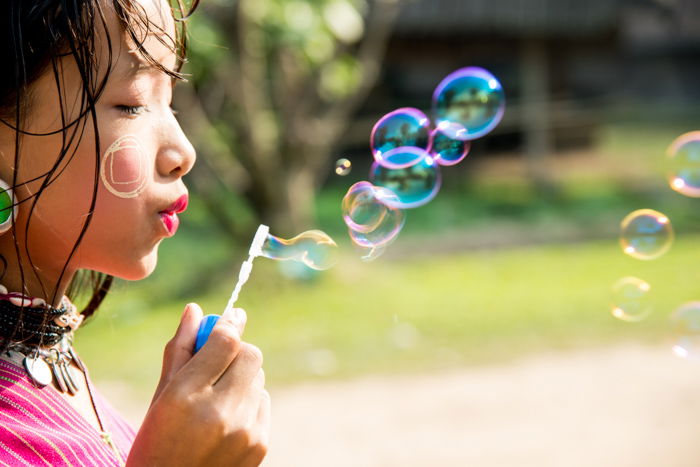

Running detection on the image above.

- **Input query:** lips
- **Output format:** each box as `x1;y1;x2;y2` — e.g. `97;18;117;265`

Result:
159;194;188;236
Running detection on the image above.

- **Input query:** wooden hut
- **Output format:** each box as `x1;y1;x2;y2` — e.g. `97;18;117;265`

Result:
345;0;700;177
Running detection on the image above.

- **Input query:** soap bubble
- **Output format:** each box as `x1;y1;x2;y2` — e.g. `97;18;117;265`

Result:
343;181;395;234
432;67;505;141
335;158;352;176
619;209;674;260
667;132;700;197
370;156;441;209
278;260;319;281
371;108;431;168
374;147;430;171
429;129;470;166
610;277;652;322
342;181;405;248
671;302;700;359
261;230;338;270
359;245;387;262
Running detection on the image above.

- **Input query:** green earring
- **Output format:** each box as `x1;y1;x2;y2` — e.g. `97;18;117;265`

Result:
0;180;16;233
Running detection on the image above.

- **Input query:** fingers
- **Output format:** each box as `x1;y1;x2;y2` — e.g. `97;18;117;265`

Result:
169;303;204;363
178;306;248;388
257;389;271;447
230;307;247;337
153;303;204;400
234;388;271;467
214;341;263;396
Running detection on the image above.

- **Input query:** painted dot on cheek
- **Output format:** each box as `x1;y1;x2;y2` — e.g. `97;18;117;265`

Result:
100;135;149;198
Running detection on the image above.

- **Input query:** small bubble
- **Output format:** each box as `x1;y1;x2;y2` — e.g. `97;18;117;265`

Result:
302;348;338;376
619;209;674;260
335;158;352;176
671;302;700;359
429;129;470;166
389;322;421;350
342;181;405;249
371;108;431;168
610;277;652;322
667;132;700;197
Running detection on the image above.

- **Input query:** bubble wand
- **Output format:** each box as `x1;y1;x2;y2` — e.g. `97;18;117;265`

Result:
194;224;270;353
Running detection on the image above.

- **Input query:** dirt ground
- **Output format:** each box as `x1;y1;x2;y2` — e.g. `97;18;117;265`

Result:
102;344;700;467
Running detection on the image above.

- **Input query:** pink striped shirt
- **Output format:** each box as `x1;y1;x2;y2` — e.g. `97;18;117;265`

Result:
0;360;136;466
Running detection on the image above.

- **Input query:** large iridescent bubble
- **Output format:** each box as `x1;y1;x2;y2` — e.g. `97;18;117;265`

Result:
432;67;505;141
370;156;441;209
261;230;338;270
667;132;700;197
619;209;674;260
342;181;405;249
371;108;430;169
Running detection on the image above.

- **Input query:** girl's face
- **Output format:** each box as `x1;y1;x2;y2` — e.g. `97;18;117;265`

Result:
2;0;196;283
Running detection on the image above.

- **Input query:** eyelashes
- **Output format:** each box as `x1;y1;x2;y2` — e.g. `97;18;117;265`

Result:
115;105;179;117
116;105;148;116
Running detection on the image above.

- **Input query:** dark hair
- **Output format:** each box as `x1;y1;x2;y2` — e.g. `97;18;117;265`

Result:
0;0;199;334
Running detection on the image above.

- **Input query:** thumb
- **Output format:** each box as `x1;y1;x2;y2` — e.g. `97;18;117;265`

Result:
152;302;203;403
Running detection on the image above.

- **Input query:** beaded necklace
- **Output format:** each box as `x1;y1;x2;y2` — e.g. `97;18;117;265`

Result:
0;292;83;389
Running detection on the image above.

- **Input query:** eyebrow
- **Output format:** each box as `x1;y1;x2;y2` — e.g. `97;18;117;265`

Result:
118;57;162;80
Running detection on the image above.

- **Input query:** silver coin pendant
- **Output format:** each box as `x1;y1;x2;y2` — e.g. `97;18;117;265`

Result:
23;356;52;387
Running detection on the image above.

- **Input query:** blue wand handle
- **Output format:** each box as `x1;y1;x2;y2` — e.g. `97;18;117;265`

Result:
194;314;220;353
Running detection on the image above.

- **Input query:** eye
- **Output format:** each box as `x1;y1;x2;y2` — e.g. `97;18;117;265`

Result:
116;105;148;116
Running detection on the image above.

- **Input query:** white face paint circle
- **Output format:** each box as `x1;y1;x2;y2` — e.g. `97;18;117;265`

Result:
100;135;149;198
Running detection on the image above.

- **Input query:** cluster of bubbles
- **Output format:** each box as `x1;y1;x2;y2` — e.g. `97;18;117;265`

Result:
338;67;505;259
613;131;700;358
269;67;504;271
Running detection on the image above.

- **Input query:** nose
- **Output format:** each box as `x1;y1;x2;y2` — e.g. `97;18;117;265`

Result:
157;116;196;179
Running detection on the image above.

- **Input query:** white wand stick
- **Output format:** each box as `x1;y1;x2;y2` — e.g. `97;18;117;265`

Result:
194;224;269;353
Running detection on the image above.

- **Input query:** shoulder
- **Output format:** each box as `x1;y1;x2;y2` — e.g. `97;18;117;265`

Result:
0;360;107;466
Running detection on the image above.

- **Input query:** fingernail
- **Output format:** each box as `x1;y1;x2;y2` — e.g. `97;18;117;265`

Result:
221;306;236;322
222;307;246;326
235;308;247;326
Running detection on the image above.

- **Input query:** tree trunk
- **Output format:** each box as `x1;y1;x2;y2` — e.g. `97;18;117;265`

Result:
520;37;556;196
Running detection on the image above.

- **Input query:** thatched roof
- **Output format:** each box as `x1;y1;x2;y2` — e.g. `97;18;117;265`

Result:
395;0;626;37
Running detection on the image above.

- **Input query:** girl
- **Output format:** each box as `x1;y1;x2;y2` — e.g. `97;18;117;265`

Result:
0;0;270;465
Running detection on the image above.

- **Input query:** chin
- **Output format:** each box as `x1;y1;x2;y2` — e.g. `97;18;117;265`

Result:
104;248;160;281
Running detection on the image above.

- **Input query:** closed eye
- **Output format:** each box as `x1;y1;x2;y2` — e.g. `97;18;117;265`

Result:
116;105;148;116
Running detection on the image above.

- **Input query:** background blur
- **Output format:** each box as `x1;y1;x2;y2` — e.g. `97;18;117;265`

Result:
79;0;700;465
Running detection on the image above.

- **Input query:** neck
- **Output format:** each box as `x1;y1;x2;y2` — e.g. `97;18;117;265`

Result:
0;231;75;307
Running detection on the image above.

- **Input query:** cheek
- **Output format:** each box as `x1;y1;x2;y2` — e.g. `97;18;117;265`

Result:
100;135;149;198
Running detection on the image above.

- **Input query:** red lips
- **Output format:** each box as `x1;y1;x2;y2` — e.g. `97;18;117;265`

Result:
159;194;188;236
161;194;189;215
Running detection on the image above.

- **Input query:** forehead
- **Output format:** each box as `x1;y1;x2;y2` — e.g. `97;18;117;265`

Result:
106;0;178;79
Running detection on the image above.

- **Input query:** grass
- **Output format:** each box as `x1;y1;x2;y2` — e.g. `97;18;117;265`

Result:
75;232;700;398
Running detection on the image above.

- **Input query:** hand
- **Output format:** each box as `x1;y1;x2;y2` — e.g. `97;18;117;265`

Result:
126;303;270;467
